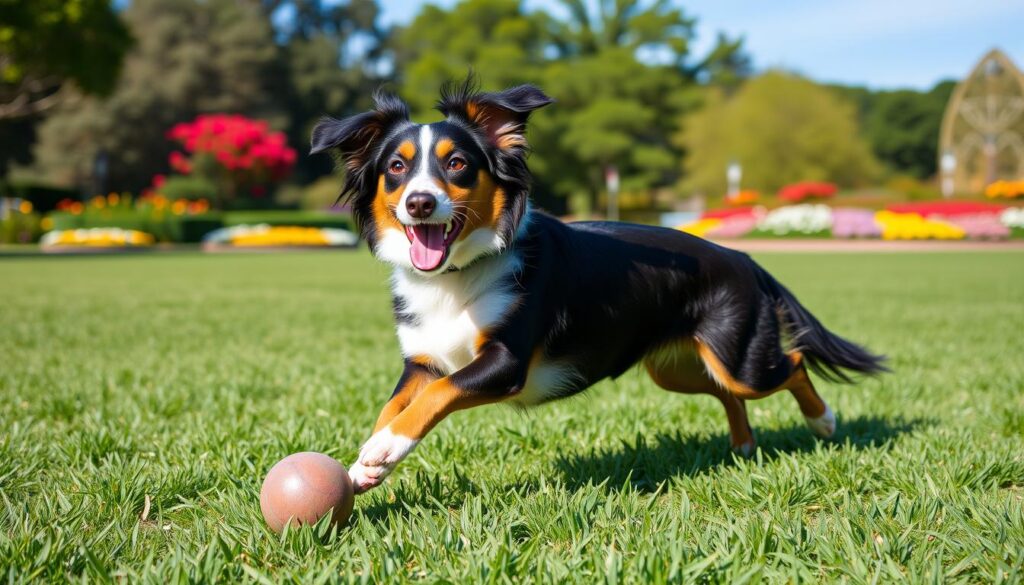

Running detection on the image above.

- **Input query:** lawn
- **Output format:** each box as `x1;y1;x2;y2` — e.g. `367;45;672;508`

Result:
2;250;1023;582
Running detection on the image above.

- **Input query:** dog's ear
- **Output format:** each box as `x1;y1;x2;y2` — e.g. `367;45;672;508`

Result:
436;76;553;153
310;91;410;190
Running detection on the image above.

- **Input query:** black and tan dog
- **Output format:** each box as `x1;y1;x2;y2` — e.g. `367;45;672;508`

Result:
311;79;887;493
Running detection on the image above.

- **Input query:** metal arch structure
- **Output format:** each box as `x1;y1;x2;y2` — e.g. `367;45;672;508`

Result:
939;49;1024;194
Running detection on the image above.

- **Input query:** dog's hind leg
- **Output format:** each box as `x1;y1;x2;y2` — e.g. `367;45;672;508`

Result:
695;341;836;440
644;342;757;456
784;356;835;438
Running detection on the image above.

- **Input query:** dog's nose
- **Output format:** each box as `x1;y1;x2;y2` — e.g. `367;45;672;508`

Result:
405;192;437;219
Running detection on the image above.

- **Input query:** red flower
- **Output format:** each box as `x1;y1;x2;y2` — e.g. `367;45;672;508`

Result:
778;182;837;203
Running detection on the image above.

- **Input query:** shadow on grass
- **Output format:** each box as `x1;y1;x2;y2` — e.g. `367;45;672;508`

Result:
553;414;928;493
355;414;928;521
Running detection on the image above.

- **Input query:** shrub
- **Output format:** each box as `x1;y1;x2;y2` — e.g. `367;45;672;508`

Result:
222;211;352;232
0;182;79;213
160;175;219;202
166;114;297;208
1;201;42;243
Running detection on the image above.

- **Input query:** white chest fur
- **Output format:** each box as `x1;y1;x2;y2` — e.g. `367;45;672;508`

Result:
392;253;522;374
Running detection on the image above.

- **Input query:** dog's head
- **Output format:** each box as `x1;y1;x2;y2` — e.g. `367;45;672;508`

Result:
311;78;552;274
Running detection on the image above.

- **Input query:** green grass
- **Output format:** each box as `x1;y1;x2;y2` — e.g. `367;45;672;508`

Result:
2;251;1023;583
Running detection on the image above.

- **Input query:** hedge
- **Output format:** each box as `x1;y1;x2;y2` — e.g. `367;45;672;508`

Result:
222;211;353;231
1;182;79;213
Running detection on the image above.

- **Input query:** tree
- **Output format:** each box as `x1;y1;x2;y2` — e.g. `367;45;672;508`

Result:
679;72;880;196
31;0;282;193
0;0;131;120
863;81;956;179
272;0;386;183
392;0;552;116
830;81;956;179
391;0;750;212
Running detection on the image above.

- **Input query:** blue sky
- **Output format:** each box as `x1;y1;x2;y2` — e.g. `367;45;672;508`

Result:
377;0;1024;90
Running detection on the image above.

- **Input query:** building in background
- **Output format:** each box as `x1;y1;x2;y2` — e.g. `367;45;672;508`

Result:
939;49;1024;195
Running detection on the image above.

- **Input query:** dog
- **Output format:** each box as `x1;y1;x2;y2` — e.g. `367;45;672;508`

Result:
311;79;887;493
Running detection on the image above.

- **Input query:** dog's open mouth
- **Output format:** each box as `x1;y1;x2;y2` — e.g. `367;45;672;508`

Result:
405;218;464;271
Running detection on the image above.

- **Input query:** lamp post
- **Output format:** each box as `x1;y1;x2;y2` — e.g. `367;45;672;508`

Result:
605;165;619;221
726;161;742;201
940;150;956;198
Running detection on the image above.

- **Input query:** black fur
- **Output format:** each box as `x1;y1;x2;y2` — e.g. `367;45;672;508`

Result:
310;90;411;236
756;271;889;383
313;81;885;407
451;213;887;400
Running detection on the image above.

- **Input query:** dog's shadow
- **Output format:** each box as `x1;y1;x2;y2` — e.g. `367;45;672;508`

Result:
356;414;925;521
553;414;926;493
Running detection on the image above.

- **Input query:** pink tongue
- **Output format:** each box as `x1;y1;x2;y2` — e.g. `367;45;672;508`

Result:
409;224;447;271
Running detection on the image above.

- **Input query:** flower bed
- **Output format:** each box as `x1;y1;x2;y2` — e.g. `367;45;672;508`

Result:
40;228;155;249
778;182;837;203
755;204;832;236
875;211;964;240
985;180;1024;200
201;224;357;249
831;208;881;239
677;203;1024;241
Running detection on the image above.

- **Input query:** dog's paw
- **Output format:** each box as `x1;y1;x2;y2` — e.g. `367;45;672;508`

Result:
805;405;836;438
349;428;419;494
732;438;757;458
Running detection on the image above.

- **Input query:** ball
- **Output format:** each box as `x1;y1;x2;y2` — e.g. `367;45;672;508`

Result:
259;452;354;532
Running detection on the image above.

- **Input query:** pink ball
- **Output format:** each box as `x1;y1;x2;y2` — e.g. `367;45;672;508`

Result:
259;452;354;532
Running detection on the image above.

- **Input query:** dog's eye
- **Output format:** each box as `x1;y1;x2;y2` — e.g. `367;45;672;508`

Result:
447;157;466;172
388;160;406;174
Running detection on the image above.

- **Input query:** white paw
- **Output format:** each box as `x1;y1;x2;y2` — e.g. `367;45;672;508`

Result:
805;405;836;438
733;439;757;457
349;428;418;494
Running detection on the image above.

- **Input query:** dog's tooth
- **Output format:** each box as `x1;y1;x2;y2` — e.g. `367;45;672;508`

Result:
445;220;452;237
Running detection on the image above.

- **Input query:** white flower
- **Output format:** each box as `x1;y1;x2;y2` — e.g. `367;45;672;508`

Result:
758;205;833;234
1000;207;1024;229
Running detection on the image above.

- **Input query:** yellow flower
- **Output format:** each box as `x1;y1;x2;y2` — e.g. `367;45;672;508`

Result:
171;200;187;215
677;218;722;239
18;200;33;214
231;226;330;246
108;193;120;206
875;211;965;240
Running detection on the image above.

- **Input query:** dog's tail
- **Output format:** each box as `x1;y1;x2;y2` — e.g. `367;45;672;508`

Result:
757;267;889;383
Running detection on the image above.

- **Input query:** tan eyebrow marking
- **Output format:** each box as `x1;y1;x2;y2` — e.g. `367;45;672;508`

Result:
398;140;416;160
434;138;455;158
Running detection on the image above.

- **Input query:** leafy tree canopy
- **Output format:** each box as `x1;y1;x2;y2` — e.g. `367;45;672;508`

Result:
679;71;881;196
0;0;132;119
392;0;749;207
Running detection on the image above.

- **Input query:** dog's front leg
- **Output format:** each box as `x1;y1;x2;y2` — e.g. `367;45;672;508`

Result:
370;358;437;434
349;342;524;493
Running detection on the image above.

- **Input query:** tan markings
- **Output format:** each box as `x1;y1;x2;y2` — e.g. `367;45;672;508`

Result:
387;378;504;440
398;140;416;161
786;365;827;418
445;171;504;242
644;340;719;395
474;333;489;354
695;339;819;403
695;340;777;400
372;174;406;236
372;364;438;433
465;102;481;123
410;355;434;368
434;138;454;159
491;188;506;227
495;122;527;150
645;339;754;451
